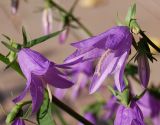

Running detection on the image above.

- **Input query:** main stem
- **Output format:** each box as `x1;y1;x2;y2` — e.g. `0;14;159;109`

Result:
52;95;94;125
50;1;93;37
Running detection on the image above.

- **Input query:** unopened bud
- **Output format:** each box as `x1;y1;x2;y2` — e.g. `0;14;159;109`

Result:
137;54;150;88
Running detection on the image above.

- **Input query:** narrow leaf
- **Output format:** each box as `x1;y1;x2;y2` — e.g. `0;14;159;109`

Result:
26;30;62;48
2;34;11;41
125;3;136;25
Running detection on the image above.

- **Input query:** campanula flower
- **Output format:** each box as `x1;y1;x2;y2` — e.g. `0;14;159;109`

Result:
11;0;19;14
65;26;133;93
78;112;96;125
137;92;160;125
137;54;150;88
114;102;145;125
12;118;25;125
55;61;94;100
42;8;53;35
13;48;77;113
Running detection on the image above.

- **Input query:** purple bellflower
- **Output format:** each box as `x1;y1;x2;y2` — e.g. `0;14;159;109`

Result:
137;54;150;88
55;61;94;100
78;112;97;125
114;102;145;125
12;118;25;125
13;48;79;113
137;92;160;125
65;26;133;93
42;8;53;35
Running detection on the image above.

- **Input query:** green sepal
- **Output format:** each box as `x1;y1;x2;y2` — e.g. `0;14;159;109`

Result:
6;105;22;124
0;53;23;76
125;3;136;26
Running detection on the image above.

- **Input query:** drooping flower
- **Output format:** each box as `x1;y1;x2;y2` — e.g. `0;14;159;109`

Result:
55;61;94;100
13;48;78;113
137;92;160;125
11;118;25;125
137;54;150;88
42;8;53;35
65;26;133;93
78;112;97;125
11;0;19;14
114;102;145;125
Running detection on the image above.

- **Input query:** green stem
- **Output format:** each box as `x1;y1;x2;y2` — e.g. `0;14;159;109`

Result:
50;1;93;37
52;95;94;125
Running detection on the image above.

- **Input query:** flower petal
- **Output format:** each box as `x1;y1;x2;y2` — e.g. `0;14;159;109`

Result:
30;74;44;113
89;53;118;94
113;51;128;91
13;79;31;103
44;64;74;88
18;48;50;78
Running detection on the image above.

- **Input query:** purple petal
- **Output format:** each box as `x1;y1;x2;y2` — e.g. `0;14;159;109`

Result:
13;79;31;103
54;88;67;100
113;51;128;92
18;48;50;78
12;118;25;125
65;47;104;63
89;52;118;94
30;75;44;113
44;64;74;88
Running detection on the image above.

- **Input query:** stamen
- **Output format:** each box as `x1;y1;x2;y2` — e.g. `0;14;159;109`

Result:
95;50;110;76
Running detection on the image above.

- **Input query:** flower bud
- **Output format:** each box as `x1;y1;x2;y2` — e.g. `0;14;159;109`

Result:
11;0;19;14
137;54;150;88
42;8;53;35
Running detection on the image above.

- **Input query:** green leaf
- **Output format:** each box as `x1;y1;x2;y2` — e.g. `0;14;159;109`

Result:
37;91;56;125
125;3;136;25
22;27;28;46
0;53;23;76
26;30;62;48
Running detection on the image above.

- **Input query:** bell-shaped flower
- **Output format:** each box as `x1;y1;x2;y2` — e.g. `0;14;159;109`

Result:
137;54;150;88
114;102;145;125
13;48;77;113
55;61;94;100
42;8;53;35
137;92;160;125
65;26;133;93
11;118;25;125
